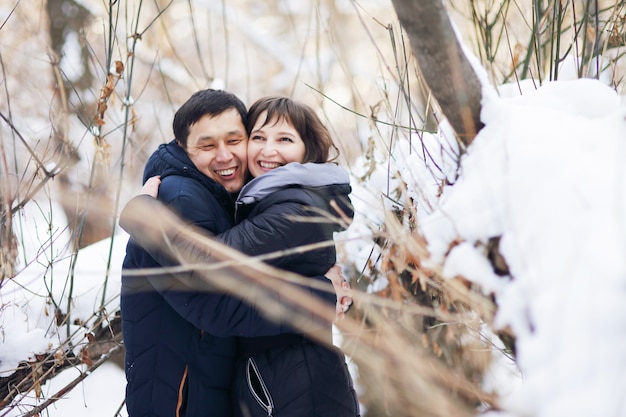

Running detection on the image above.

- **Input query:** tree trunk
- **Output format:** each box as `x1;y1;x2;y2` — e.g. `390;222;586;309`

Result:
46;0;113;249
389;0;484;146
0;198;18;284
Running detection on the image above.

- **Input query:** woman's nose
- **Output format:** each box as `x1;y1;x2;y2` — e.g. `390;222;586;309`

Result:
260;140;277;155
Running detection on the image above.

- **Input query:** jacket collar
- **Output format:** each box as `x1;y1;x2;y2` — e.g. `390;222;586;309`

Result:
236;162;349;205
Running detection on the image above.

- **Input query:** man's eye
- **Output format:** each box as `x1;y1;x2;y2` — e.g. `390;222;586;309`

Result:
200;144;215;150
228;138;243;145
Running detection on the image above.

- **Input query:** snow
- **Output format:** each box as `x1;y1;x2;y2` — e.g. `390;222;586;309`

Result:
1;202;128;415
337;77;626;416
424;78;626;416
3;50;626;417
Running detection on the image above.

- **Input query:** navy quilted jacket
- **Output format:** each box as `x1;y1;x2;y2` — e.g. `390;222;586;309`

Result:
121;141;289;417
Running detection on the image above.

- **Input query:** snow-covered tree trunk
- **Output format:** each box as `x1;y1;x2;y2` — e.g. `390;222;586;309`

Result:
389;0;484;146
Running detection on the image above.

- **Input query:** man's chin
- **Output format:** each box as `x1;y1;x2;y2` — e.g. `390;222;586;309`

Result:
220;178;245;194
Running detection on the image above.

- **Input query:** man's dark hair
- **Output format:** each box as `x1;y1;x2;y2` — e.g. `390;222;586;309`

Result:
173;89;247;148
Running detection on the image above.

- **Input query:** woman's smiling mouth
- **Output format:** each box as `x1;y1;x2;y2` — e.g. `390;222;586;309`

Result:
258;161;281;169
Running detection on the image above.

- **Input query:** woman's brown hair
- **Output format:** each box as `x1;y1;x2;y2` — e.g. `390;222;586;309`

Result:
246;96;338;163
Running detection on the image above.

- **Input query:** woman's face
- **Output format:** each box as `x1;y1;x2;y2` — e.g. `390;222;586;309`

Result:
247;111;306;178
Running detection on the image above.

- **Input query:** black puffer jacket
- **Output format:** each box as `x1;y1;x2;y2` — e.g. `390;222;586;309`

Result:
223;163;360;417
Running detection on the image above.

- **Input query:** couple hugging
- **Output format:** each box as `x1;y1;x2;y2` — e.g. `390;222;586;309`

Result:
120;89;360;417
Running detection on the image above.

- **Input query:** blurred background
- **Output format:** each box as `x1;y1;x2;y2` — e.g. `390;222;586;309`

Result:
1;1;625;416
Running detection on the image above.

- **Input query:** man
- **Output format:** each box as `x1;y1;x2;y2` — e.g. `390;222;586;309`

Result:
121;89;349;417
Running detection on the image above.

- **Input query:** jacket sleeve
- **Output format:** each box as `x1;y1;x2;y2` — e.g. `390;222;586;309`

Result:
217;201;325;261
119;195;330;336
216;200;338;306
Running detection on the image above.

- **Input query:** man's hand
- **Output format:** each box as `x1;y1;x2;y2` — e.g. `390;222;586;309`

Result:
325;265;353;321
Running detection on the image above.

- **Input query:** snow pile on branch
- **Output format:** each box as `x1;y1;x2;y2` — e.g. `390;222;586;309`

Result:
339;77;626;417
423;79;626;416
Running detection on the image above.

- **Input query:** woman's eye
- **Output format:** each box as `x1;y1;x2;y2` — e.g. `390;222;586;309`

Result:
280;137;293;143
251;135;264;141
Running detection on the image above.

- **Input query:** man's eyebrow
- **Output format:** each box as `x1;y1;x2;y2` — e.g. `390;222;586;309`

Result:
196;130;245;142
196;136;215;143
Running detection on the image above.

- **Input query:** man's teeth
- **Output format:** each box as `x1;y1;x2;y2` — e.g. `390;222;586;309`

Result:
216;168;236;176
259;161;280;169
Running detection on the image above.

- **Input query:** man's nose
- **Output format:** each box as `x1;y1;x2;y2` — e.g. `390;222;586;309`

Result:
215;143;233;162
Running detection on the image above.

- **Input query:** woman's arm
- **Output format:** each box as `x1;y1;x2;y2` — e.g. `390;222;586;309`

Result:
120;194;347;336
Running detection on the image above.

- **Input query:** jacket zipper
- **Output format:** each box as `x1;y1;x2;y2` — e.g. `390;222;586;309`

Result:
246;357;274;416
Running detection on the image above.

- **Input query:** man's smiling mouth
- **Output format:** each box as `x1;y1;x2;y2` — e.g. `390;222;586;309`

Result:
216;168;236;176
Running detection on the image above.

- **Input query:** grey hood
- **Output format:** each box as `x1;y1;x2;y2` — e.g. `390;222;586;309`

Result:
237;162;350;205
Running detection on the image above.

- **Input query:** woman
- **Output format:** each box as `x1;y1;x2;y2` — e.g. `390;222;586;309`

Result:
226;97;358;417
122;96;360;416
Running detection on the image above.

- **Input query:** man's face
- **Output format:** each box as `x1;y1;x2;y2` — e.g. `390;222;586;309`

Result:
183;108;248;194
